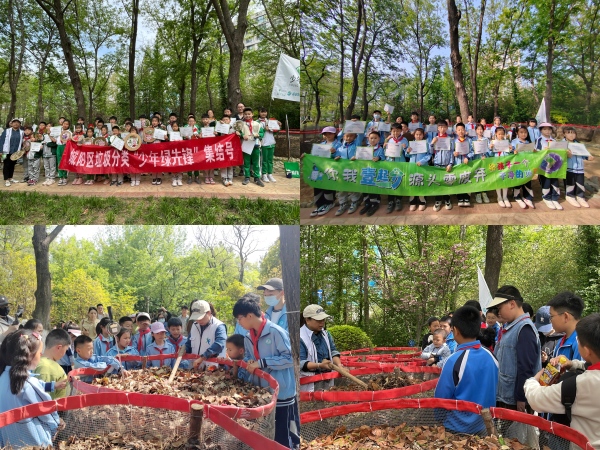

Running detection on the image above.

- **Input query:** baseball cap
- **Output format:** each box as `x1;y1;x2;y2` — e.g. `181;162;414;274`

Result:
0;296;8;307
67;328;81;337
10;118;21;124
486;292;518;309
534;306;553;334
303;304;331;321
150;322;166;334
321;126;337;134
257;278;284;291
538;122;555;129
136;312;151;322
189;300;211;321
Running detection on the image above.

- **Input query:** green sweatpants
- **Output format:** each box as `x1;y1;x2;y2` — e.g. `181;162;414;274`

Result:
56;144;68;178
261;144;275;175
243;146;261;179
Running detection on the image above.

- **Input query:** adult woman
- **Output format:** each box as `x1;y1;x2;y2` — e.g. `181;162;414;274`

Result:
80;307;99;338
207;110;217;127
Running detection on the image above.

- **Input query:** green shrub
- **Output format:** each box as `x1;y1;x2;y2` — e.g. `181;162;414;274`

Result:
327;325;373;351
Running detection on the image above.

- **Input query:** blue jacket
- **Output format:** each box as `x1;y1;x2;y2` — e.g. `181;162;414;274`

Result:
564;139;588;173
146;341;176;368
445;332;457;353
365;120;387;145
106;346;142;370
553;331;581;361
333;139;358;160
372;144;386;161
0;128;24;155
435;341;499;434
406;141;431;165
432;136;454;167
453;138;474;166
385;137;408;162
73;354;121;382
166;334;191;369
300;329;340;372
265;303;289;333
243;319;296;401
0;368;60;448
93;334;114;357
471;137;492;160
131;330;153;356
528;126;540;144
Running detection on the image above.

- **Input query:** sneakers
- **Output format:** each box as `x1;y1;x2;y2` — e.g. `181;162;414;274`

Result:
187;175;192;184
458;199;464;207
464;199;470;207
117;181;123;186
418;203;426;211
482;192;490;203
58;178;67;186
4;181;10;187
131;180;136;187
566;196;580;208
10;179;19;184
543;199;556;210
195;176;200;184
335;203;349;216
409;204;417;211
135;180;140;186
498;198;506;208
503;197;511;208
242;177;250;185
110;180;117;186
552;200;563;210
433;201;442;212
152;178;157;185
255;177;265;187
577;197;590;208
524;199;535;209
359;203;371;215
262;174;270;183
386;201;395;214
348;201;359;214
395;199;402;211
310;208;320;217
366;203;380;216
318;203;334;216
268;174;276;183
177;178;183;186
223;178;229;186
445;201;452;210
27;179;37;186
228;179;233;186
515;199;527;209
475;194;482;204
157;178;162;185
172;179;178;187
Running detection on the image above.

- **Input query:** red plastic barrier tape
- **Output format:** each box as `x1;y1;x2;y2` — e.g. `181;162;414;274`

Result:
341;360;431;370
300;365;441;385
69;358;279;420
59;135;243;174
340;347;421;355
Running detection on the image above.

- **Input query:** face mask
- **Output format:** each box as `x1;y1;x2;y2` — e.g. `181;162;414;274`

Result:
373;114;381;120
0;306;9;317
158;318;165;323
264;296;280;307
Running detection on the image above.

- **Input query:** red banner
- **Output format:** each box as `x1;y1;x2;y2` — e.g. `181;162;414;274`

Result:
58;134;244;174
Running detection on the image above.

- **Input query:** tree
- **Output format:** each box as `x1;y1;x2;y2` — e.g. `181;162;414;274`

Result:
223;226;262;283
187;0;212;115
447;0;470;120
484;225;503;295
126;0;139;119
31;225;64;329
460;0;486;120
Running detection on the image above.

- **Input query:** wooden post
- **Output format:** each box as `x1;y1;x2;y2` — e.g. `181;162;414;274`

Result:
481;408;496;436
188;403;204;445
329;363;369;390
232;360;238;379
142;357;148;370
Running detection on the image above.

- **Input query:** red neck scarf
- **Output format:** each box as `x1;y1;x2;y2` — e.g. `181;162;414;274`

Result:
250;316;267;360
137;328;150;352
100;335;111;352
438;133;448;138
245;120;253;133
169;335;183;352
392;136;402;143
154;345;164;355
587;362;600;371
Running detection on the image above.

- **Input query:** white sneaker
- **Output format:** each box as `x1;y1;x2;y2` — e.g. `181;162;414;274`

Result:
268;174;276;183
42;179;49;186
498;199;506;208
552;200;563;210
177;178;183;186
475;194;482;204
261;174;270;183
515;199;527;209
565;196;580;208
9;179;19;183
131;180;136;187
524;199;534;209
172;179;177;187
503;197;511;208
433;202;442;212
482;192;490;203
577;197;590;208
47;179;55;185
543;199;556;210
5;181;11;187
136;180;140;186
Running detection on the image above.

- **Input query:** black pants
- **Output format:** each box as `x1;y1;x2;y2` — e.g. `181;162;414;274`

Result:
409;196;426;206
539;175;560;201
565;171;585;198
274;397;300;449
314;188;335;207
366;194;381;204
514;181;534;200
457;193;470;202
3;156;17;180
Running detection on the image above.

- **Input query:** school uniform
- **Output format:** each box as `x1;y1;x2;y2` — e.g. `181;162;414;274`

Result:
365;119;386;145
265;304;289;334
239;120;264;181
311;140;340;214
425;124;438;144
93;334;114;357
528;126;540;144
58;344;75;374
465;122;477;138
408;120;423;134
258;118;277;178
41;133;57;184
453;137;474;204
407;140;431;207
421;342;452;368
106;346;142;370
445;331;457;353
243;319;299;449
146;341;176;368
166;334;191;369
363;143;386;208
432;134;455;204
510;138;535;202
73;354;121;383
131;328;153;356
536;135;560;202
0;368;61;448
184;124;201;180
24;135;43;184
434;341;499;435
332;139;361;207
552;331;581;361
385;136;409;210
564;139;589;200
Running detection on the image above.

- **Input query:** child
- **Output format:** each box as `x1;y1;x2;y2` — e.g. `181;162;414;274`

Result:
238;107;265;187
118;316;134;333
146;322;175;368
406;127;431;211
258;108;280;183
425;115;437;143
365;110;387;145
108;126;124;186
434;306;499;434
131;312;152;356
200;114;216;184
184;115;200;184
421;316;440;349
421;329;452;367
93;317;114;357
471;123;491;204
465;114;477;138
55;119;71;186
384;122;408;213
73;335;123;382
0;330;62;448
486;310;501;341
224;334;250;381
536;122;562;210
359;130;386;216
33;329;70;399
525;313;600;448
304;126;339;217
527;118;540;144
511;125;535;209
490;116;502;137
233;297;299;449
547;291;584;361
167;122;184;187
489;126;513;208
150;116;166;185
94;118;105;137
58;326;80;374
408;111;423;134
439;316;456;353
431;120;455;211
166;317;191;369
70;124;85;186
453;123;474;207
38;122;55;186
563;126;594;208
106;328;141;370
333;132;361;215
217;116;235;186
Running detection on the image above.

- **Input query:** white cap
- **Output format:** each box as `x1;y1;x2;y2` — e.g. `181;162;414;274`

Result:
189;300;211;321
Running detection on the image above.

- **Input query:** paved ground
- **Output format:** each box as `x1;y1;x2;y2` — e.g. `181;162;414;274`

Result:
301;144;600;225
3;158;299;201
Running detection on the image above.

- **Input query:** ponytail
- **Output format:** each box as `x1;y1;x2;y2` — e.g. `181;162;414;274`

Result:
0;330;42;395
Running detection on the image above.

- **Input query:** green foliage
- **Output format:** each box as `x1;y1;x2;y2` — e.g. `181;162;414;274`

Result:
259;238;282;280
327;325;372;351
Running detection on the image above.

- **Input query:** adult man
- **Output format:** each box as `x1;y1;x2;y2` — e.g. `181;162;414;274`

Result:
0;119;24;186
0;296;18;344
487;285;541;414
188;300;227;369
178;305;189;336
234;103;245;121
257;278;288;333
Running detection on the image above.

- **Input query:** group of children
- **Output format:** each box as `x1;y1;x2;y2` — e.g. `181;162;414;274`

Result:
306;111;594;218
1;106;281;189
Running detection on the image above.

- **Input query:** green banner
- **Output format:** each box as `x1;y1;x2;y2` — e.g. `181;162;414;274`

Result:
303;150;567;196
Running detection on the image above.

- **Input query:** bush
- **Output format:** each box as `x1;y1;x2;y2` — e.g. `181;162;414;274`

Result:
327;325;373;352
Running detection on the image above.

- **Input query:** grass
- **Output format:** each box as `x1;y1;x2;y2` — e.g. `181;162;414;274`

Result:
0;192;299;225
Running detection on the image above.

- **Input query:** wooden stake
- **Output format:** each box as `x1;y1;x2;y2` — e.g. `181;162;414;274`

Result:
188;403;204;445
168;346;186;384
232;360;239;379
481;408;496;436
329;363;369;390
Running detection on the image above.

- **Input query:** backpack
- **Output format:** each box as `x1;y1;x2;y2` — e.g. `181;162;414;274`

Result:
550;364;588;426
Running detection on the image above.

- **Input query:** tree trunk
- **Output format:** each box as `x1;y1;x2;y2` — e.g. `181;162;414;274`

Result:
206;52;214;112
36;58;47;122
32;226;64;329
447;0;470;120
362;230;369;328
338;0;345;122
218;36;227;113
344;0;366;120
7;0;25;126
484;226;503;295
189;0;210;115
179;81;186;120
129;0;139;119
279;225;300;393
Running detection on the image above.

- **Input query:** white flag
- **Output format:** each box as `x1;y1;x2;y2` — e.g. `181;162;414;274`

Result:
271;54;300;102
535;98;548;124
478;265;494;312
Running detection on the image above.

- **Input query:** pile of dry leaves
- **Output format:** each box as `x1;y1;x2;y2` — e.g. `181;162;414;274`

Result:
329;373;418;392
91;367;272;407
301;424;537;449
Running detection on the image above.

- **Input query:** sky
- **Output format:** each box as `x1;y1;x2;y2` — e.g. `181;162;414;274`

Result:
58;226;280;263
